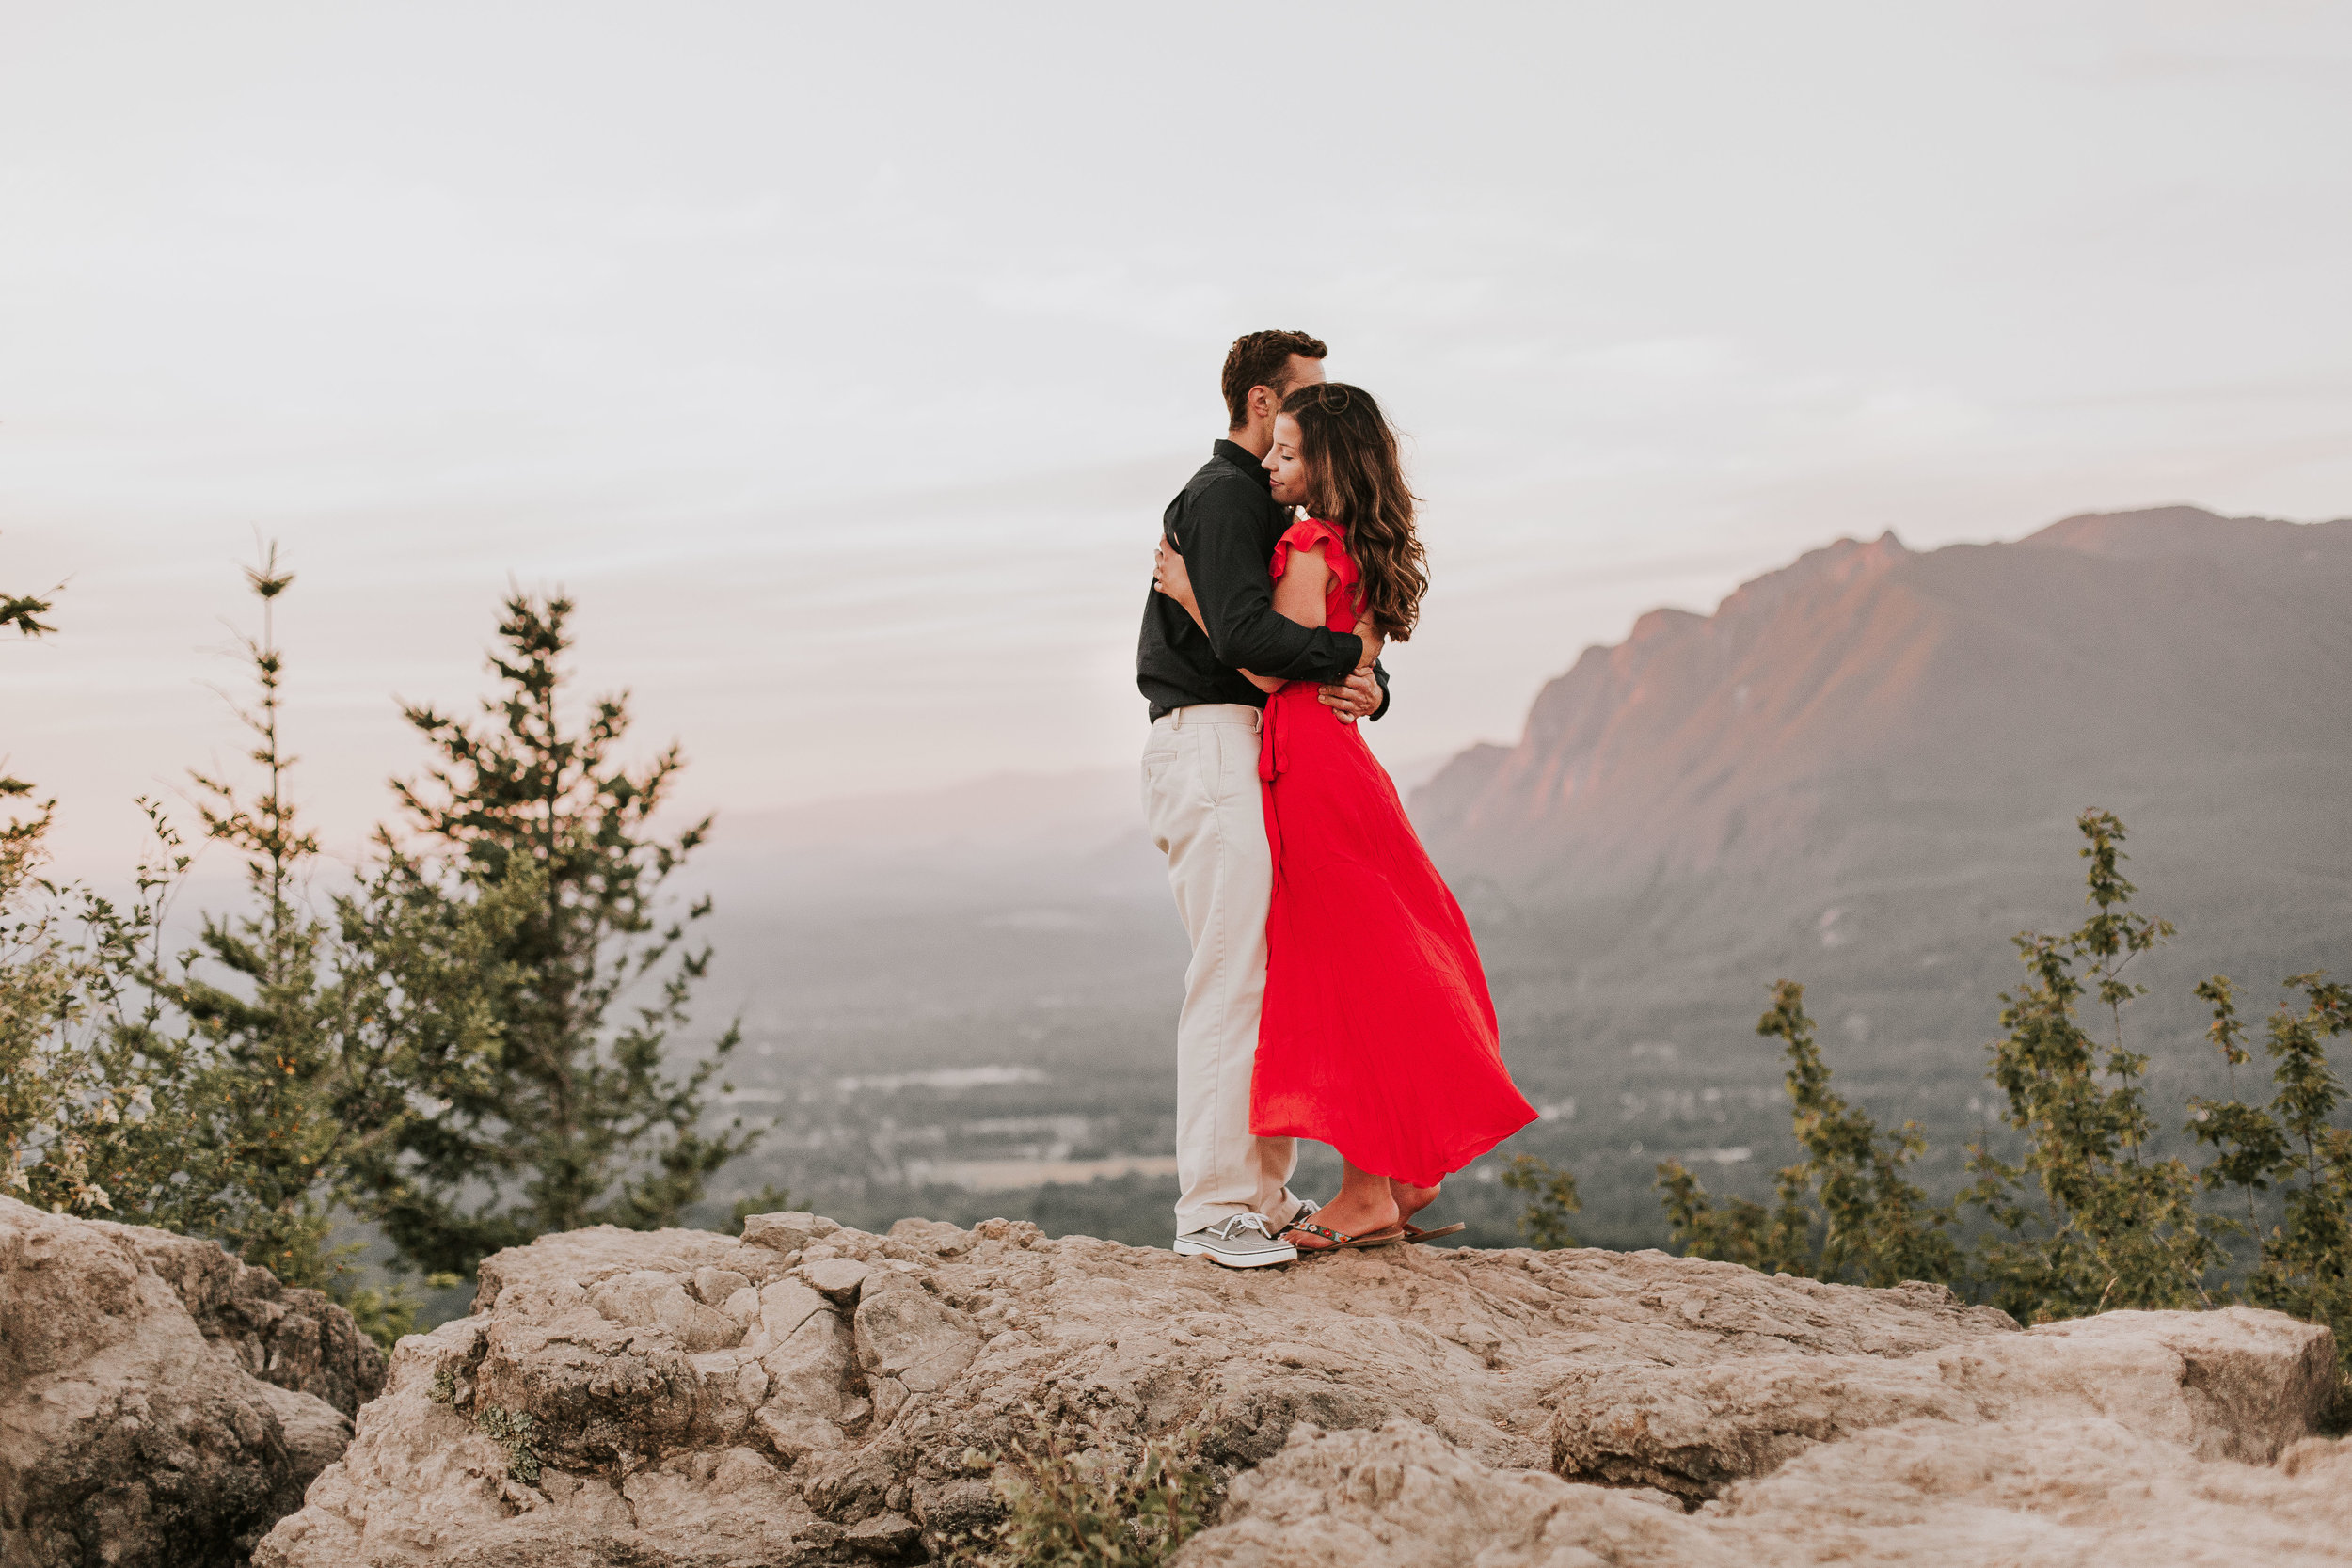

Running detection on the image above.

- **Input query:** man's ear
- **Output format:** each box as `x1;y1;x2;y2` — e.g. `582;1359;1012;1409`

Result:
1250;383;1278;422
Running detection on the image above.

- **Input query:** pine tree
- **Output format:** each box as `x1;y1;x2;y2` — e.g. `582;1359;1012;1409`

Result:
167;546;350;1284
159;547;500;1324
355;591;755;1277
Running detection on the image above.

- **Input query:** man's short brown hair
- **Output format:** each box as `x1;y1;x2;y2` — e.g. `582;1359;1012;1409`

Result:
1221;329;1327;430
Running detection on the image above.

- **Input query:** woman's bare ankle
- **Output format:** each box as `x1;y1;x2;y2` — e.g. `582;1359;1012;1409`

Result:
1306;1191;1398;1238
1388;1180;1442;1221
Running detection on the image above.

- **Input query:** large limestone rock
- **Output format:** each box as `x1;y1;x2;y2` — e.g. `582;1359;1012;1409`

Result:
1195;1307;2347;1566
83;1213;389;1421
253;1211;2345;1566
1189;1413;2352;1567
0;1196;386;1568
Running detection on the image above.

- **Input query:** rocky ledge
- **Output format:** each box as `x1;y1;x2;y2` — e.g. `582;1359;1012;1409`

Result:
250;1211;2347;1567
0;1196;387;1568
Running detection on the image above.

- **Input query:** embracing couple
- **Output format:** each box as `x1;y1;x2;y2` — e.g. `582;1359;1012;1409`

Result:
1137;329;1536;1268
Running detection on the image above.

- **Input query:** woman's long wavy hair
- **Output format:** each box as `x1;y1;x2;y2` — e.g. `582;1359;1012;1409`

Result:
1280;382;1429;641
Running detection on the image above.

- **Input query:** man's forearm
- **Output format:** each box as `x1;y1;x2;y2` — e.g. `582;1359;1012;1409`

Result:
1184;520;1360;680
1217;609;1361;679
1173;591;1286;692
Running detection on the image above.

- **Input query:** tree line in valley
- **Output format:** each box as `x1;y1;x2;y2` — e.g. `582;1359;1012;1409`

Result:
1507;810;2352;1379
2;546;775;1345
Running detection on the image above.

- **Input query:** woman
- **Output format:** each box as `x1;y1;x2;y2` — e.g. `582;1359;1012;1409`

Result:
1154;382;1536;1251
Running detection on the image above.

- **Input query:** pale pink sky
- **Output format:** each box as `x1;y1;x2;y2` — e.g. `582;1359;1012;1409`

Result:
6;3;2348;879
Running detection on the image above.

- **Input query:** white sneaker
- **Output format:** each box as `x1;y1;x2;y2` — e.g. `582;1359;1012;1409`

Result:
1174;1212;1298;1268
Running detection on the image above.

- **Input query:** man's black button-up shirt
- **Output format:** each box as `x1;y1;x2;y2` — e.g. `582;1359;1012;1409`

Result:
1136;439;1390;721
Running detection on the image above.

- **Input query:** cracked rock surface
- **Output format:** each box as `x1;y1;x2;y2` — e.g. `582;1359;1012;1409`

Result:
0;1196;384;1568
251;1212;2343;1566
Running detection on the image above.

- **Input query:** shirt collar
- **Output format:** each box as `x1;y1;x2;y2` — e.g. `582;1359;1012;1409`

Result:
1213;438;1273;490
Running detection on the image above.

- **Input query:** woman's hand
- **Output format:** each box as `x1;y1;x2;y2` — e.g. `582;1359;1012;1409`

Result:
1152;537;1199;615
1317;615;1384;721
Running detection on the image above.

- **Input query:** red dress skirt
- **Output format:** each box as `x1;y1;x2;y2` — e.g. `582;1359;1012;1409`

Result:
1249;517;1536;1187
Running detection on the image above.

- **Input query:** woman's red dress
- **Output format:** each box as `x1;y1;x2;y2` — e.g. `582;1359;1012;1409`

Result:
1249;517;1536;1187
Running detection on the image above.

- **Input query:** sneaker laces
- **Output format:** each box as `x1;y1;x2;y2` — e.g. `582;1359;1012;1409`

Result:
1209;1213;1279;1241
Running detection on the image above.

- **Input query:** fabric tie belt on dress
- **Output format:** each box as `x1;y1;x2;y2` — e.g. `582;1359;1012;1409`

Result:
1256;688;1325;876
1257;690;1289;785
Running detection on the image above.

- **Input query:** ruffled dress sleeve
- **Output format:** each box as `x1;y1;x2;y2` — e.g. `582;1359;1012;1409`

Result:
1269;515;1359;602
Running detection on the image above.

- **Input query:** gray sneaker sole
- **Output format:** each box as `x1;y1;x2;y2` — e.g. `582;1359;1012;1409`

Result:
1173;1235;1296;1268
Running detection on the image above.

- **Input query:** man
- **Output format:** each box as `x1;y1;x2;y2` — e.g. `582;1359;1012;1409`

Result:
1137;329;1388;1268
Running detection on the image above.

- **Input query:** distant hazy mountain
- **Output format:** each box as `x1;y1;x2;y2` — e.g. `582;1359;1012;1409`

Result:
1415;505;2352;897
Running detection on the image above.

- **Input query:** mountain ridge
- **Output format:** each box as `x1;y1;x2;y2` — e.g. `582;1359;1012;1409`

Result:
1413;505;2352;891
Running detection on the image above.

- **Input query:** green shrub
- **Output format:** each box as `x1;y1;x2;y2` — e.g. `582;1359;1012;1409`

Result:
2191;971;2352;1370
1499;1155;1581;1250
954;1417;1213;1568
476;1404;543;1483
1;798;195;1221
1659;979;1957;1287
2;567;204;1223
1962;811;2220;1320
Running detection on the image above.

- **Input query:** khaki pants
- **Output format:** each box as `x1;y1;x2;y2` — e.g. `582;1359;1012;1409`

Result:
1142;705;1301;1234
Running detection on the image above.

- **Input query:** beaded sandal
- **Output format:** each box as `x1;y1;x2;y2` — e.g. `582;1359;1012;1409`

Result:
1282;1218;1406;1251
